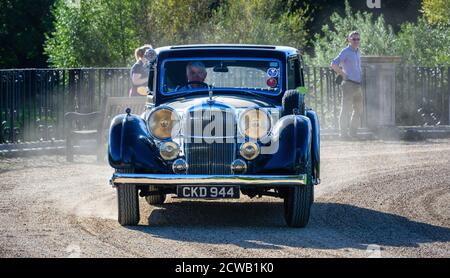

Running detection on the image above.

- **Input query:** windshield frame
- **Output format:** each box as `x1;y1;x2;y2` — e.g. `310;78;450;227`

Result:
159;57;284;97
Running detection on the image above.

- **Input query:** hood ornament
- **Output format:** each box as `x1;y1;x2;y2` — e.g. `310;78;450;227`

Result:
207;84;215;105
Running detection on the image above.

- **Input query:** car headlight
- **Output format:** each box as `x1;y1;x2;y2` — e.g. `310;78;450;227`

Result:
238;109;271;139
147;107;180;140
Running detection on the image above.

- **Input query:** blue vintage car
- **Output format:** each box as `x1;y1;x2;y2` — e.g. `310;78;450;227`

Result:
109;44;320;227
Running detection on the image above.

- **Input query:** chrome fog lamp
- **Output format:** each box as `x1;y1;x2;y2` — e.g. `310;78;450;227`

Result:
239;142;260;160
231;159;247;174
159;141;180;160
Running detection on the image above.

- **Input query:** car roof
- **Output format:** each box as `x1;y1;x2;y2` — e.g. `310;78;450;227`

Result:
155;44;299;57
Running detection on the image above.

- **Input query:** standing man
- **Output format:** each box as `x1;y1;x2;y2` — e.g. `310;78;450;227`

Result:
330;31;363;139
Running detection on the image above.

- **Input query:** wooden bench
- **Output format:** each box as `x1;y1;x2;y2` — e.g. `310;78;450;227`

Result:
65;96;149;162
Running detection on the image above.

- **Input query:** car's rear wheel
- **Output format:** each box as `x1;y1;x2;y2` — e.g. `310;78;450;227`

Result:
283;159;314;228
116;169;140;226
145;185;166;205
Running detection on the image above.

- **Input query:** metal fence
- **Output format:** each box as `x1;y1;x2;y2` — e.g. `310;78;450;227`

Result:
0;66;449;144
395;66;449;126
0;68;130;144
303;66;450;129
303;66;365;130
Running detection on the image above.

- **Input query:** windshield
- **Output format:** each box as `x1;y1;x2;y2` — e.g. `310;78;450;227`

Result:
161;58;282;95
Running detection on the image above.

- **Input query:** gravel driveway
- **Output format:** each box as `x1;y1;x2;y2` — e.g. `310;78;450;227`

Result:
1;139;449;258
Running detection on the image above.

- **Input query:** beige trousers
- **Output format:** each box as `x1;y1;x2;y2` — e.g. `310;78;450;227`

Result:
339;80;363;135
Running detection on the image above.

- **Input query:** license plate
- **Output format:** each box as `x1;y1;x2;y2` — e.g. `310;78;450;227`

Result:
177;186;240;199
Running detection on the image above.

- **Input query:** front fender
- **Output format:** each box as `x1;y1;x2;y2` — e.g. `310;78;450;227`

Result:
255;115;312;174
306;110;320;180
108;113;168;171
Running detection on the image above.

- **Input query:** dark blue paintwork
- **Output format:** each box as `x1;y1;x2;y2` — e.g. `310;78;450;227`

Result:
306;110;320;180
251;115;311;174
108;111;314;176
108;113;170;172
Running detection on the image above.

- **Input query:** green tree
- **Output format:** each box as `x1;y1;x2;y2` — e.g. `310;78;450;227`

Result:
45;0;145;67
395;17;450;66
45;0;310;67
206;0;310;50
45;0;107;67
0;0;54;68
393;0;450;66
421;0;450;25
307;0;396;66
44;0;217;67
149;0;216;45
95;0;141;65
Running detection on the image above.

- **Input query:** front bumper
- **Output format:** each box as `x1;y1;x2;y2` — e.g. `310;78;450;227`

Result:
110;173;307;187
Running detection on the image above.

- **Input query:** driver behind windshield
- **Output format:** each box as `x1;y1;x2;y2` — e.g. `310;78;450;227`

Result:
176;61;208;90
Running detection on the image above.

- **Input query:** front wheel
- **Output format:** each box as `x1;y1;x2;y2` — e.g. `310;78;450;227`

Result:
283;162;314;228
116;169;140;226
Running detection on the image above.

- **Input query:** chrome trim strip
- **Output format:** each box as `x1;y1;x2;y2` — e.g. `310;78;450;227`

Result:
183;135;236;139
111;173;307;186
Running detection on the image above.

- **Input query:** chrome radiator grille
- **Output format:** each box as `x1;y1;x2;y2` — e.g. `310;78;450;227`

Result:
184;107;236;174
185;142;235;174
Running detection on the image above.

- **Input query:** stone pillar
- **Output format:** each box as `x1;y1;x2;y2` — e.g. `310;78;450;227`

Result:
361;56;401;135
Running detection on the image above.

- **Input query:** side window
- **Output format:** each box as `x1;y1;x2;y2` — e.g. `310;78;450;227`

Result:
287;56;301;90
298;55;305;86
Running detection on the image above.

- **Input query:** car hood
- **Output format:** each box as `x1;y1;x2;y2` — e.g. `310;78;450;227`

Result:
162;94;279;110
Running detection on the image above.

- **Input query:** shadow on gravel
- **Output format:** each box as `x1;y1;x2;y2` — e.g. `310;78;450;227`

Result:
127;201;450;250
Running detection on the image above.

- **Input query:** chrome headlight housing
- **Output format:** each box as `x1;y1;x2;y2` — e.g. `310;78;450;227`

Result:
238;108;272;140
147;106;180;140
